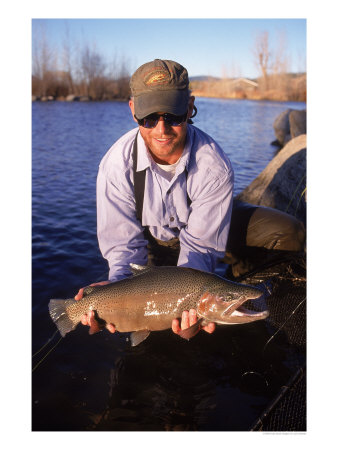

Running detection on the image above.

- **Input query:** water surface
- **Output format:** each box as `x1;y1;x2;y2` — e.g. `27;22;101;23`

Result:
32;98;305;431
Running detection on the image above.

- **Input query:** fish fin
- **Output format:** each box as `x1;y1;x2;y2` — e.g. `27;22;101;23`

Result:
88;321;105;334
178;318;204;340
88;311;106;334
48;299;79;337
129;263;151;276
130;330;151;346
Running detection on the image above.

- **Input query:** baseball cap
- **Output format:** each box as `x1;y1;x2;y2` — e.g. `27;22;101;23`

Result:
130;59;190;119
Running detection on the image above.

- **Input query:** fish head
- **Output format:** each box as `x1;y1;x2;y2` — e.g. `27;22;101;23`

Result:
197;281;269;325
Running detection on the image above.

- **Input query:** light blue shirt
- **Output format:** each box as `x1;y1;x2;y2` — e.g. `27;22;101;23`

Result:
97;125;234;282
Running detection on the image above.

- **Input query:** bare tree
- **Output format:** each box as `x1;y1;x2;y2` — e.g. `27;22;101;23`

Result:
80;44;107;99
253;31;271;91
32;21;57;97
269;31;289;96
62;21;75;95
116;55;132;98
273;31;289;75
105;51;132;99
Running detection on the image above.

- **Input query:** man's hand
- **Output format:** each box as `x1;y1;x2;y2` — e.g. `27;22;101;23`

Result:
172;309;216;337
75;281;116;334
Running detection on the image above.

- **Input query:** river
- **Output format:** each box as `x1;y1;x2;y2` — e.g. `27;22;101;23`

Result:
32;97;306;431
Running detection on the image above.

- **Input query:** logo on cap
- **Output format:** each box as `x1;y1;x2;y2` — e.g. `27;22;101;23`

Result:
144;69;170;86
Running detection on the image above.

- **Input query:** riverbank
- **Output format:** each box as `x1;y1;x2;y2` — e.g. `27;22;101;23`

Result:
32;93;307;103
31;95;128;102
190;74;306;103
32;72;306;104
191;90;306;102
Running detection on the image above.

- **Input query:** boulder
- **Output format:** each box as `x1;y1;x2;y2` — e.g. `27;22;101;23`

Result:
40;96;54;102
236;134;306;224
289;109;306;139
273;108;307;147
66;94;80;102
273;108;292;146
79;96;91;102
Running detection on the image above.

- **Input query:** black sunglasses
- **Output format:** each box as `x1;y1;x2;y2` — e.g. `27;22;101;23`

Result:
134;111;188;129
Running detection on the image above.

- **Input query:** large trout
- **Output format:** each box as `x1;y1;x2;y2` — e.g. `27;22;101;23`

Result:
49;265;268;346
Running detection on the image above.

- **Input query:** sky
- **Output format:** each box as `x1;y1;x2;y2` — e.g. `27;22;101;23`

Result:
32;18;306;79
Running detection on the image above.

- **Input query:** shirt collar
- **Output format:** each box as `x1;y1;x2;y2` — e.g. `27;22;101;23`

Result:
136;131;151;172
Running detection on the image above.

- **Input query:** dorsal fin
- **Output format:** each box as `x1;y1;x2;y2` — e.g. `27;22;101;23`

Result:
129;263;151;276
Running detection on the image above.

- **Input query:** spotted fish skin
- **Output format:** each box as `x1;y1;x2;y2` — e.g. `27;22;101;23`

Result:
48;265;268;343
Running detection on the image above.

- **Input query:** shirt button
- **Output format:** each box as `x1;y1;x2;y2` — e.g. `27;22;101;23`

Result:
169;217;175;222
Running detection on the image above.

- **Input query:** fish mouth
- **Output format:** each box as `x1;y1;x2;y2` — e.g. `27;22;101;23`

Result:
223;293;269;321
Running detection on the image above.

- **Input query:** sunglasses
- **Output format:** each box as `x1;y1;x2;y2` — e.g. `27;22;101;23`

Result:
134;111;188;129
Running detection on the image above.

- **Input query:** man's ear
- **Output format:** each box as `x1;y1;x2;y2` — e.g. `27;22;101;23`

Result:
187;96;195;119
129;99;138;123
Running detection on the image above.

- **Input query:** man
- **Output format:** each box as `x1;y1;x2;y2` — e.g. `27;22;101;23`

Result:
76;59;234;336
76;58;305;337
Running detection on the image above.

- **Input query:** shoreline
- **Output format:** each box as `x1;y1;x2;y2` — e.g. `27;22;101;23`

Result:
32;94;306;104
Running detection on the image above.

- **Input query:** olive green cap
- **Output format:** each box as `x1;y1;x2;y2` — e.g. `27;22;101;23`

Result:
130;59;190;119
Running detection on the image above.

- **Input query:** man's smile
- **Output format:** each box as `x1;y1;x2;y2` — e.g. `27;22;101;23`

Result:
154;137;173;144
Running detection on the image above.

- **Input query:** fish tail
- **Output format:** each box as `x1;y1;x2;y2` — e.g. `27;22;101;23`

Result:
48;298;79;337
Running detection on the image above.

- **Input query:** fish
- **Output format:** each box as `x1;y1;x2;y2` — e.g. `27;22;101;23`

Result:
49;264;269;346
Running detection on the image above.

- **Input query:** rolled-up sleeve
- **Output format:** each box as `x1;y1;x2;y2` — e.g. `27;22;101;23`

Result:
97;167;148;282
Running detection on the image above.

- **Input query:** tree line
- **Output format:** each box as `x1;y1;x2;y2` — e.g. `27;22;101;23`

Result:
191;31;306;102
32;24;132;100
32;25;306;102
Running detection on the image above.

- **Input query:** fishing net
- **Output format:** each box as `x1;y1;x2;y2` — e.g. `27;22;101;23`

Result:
236;252;306;431
250;366;306;431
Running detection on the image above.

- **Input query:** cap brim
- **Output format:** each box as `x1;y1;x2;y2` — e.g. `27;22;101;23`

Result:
134;89;189;118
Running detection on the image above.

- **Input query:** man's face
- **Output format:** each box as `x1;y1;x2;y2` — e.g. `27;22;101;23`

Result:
129;97;195;165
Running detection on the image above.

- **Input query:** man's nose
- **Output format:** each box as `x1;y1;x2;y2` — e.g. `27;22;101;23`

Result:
155;117;170;133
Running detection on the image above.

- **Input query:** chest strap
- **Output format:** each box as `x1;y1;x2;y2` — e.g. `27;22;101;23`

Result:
132;133;191;223
132;133;146;222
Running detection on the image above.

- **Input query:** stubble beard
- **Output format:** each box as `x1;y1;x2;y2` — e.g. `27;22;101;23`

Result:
140;127;187;164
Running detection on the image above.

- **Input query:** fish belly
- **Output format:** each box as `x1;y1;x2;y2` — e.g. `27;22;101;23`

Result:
95;292;198;332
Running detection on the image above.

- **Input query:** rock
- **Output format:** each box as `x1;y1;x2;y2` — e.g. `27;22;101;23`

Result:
273;108;307;147
236;134;306;224
79;96;91;102
66;94;80;102
40;96;54;102
289;109;306;139
273;109;292;146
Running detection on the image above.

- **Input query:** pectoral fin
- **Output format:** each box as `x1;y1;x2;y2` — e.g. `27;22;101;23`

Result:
130;330;151;346
178;318;204;340
88;311;106;334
